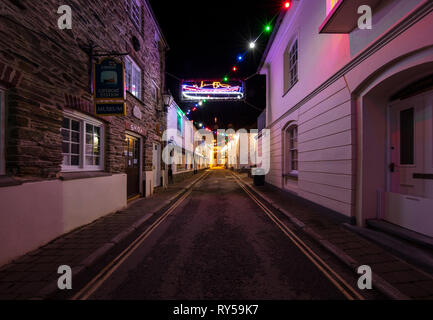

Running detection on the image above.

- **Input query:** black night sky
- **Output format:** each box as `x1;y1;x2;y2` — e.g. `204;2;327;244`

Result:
149;0;283;130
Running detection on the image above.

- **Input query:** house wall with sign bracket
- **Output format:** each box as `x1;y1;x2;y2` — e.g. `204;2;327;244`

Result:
0;0;168;266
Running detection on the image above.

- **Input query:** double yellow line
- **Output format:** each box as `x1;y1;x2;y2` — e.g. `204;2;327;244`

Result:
72;172;210;300
232;173;365;301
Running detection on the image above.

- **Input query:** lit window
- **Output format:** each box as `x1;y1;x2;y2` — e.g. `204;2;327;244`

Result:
62;112;104;172
284;39;298;93
126;0;142;31
0;88;5;175
326;0;339;15
177;112;183;136
125;56;142;100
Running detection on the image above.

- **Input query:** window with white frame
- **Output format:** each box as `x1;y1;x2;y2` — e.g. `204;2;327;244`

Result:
285;125;298;175
126;0;142;31
125;56;142;100
61;111;104;172
284;39;298;93
0;88;5;175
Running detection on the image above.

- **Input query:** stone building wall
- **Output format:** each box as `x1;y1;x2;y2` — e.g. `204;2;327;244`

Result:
0;0;167;179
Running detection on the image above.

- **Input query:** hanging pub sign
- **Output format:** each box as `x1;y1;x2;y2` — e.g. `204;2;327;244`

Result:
95;102;127;116
181;79;245;101
94;58;125;100
94;58;126;116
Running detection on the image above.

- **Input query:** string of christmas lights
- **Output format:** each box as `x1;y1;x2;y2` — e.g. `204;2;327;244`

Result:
182;1;292;130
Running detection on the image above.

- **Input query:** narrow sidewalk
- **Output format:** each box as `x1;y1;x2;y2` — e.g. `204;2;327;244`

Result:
0;171;208;300
236;173;433;300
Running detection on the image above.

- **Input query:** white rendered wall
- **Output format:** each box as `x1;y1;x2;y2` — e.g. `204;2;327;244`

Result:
260;0;433;218
0;174;127;266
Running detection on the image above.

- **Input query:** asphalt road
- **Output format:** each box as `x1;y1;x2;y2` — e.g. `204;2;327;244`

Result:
86;170;357;300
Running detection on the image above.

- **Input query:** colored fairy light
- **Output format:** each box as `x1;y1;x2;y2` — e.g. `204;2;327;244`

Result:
233;66;237;72
223;76;229;82
265;25;272;32
249;42;256;49
193;107;197;111
203;99;207;103
284;1;291;9
198;101;203;106
237;55;243;61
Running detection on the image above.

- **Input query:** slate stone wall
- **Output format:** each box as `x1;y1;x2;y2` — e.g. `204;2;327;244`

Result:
0;0;167;178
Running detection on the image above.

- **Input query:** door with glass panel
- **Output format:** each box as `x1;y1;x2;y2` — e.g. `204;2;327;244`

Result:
386;91;433;237
124;134;140;198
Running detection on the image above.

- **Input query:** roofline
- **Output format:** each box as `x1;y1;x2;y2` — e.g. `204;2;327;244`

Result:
143;0;170;50
257;10;287;73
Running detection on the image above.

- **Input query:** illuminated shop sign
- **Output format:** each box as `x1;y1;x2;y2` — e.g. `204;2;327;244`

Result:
181;80;245;101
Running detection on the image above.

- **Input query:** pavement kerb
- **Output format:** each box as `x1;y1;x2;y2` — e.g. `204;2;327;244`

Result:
33;171;209;300
235;173;410;300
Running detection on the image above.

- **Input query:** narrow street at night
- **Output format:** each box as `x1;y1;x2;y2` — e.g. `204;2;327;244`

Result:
1;0;433;311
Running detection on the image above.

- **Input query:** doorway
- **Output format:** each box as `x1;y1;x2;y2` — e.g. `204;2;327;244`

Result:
386;91;433;236
125;134;141;199
153;143;161;188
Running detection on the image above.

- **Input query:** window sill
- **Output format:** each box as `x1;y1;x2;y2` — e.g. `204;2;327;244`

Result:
283;172;299;180
60;171;112;181
282;79;299;98
126;91;144;105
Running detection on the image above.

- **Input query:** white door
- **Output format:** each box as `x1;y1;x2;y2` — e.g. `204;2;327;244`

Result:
153;143;161;187
386;91;433;237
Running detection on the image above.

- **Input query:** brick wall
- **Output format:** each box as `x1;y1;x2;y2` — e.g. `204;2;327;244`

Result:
0;0;167;178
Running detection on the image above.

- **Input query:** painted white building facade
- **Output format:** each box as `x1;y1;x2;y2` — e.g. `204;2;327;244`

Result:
165;99;209;182
259;0;433;236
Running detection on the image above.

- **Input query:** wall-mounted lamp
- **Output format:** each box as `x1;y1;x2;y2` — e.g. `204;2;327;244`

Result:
163;93;174;112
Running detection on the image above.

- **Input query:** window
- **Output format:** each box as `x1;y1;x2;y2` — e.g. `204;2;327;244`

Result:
177;112;183;136
284;39;298;93
0;88;5;175
126;0;142;31
326;0;339;15
125;56;142;100
400;108;414;165
62;111;104;172
284;125;298;176
151;82;160;105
